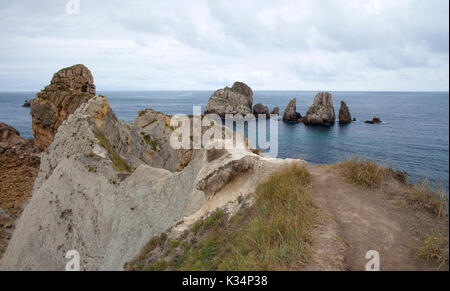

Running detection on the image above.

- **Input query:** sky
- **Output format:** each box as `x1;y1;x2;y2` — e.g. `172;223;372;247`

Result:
0;0;448;91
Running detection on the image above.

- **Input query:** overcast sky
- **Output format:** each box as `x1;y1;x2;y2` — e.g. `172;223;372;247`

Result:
0;0;448;91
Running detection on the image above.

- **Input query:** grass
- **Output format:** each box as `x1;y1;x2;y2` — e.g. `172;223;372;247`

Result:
416;230;449;270
94;131;131;172
126;163;320;271
333;156;448;218
407;178;448;217
140;132;157;151
332;156;392;188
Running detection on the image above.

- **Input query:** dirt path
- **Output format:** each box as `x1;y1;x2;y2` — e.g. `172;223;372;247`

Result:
306;163;448;271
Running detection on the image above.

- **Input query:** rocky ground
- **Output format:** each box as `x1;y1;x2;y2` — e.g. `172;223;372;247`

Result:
0;122;40;258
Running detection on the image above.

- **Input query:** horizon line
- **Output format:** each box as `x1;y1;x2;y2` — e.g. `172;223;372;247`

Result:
1;89;449;93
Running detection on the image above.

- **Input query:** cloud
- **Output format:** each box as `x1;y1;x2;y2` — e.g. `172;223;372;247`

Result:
0;0;448;91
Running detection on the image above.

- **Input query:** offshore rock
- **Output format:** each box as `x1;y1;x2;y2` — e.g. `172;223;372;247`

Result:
304;92;336;125
204;82;253;118
338;101;352;124
282;98;302;122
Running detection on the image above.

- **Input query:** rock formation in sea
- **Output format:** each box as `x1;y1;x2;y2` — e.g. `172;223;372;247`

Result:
304;92;336;125
204;82;253;118
338;101;352;124
30;64;96;150
271;107;279;115
253;103;269;118
0;90;303;270
282;98;302;122
22;100;31;108
364;117;382;124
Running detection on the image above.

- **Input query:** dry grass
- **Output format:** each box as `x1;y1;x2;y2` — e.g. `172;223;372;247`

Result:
416;230;449;270
333;156;448;218
127;163;320;271
333;156;392;188
407;178;448;217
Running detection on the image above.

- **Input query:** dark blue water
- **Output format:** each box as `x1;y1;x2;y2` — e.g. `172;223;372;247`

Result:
1;90;448;192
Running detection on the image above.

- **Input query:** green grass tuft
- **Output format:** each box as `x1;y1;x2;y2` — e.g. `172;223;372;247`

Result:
140;132;157;151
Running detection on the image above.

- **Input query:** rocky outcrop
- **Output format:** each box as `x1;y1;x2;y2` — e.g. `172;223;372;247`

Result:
338;101;352;124
0;122;40;259
30;64;96;150
204;82;253;118
0;122;19;141
304;92;336;125
365;117;382;124
253;103;269;118
134;108;194;172
0;122;39;156
282;98;302;122
1;93;303;271
271;107;279;115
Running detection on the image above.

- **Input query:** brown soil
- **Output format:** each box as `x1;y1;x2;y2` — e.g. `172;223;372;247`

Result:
306;163;449;271
0;152;40;258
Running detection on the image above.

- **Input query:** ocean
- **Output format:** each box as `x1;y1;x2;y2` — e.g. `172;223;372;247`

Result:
1;90;448;192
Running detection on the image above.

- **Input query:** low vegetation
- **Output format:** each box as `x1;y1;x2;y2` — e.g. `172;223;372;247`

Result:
416;230;449;270
407;178;448;217
125;164;320;271
140;132;157;151
332;156;394;188
94;131;131;172
333;156;448;217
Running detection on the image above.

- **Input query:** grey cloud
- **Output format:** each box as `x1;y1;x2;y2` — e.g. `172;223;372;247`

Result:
0;0;448;91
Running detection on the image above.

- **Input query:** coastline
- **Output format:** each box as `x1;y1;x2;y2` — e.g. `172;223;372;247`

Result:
0;66;448;271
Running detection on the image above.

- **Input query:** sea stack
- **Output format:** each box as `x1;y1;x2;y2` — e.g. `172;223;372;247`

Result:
282;98;302;122
271;107;279;115
304;92;335;125
253;103;269;118
30;64;96;150
22;100;31;108
204;82;253;118
365;117;382;124
338;101;352;124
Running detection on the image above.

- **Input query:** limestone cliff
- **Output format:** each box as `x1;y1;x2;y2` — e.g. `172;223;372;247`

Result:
1;94;302;271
